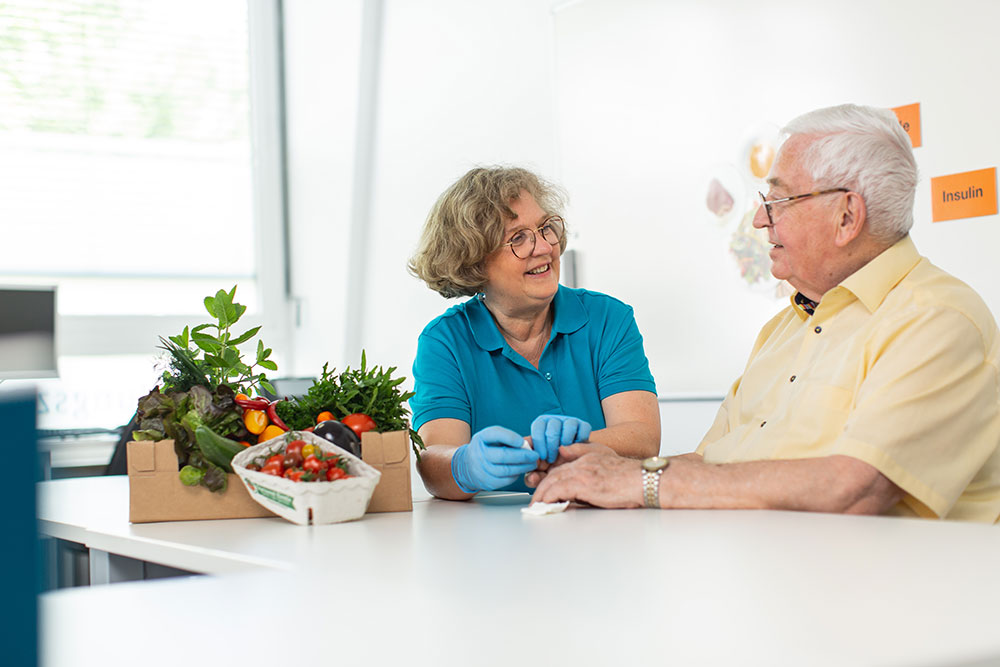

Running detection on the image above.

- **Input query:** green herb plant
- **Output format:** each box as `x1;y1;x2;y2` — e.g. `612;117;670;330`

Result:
133;285;277;493
274;351;425;457
159;286;277;396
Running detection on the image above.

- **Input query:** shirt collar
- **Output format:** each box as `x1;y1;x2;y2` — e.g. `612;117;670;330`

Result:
465;285;588;351
839;234;922;313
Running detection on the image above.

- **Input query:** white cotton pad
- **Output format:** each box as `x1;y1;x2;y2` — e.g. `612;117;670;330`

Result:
521;438;532;450
521;501;570;516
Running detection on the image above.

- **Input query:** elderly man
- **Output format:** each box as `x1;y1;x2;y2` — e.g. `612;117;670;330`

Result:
531;104;1000;521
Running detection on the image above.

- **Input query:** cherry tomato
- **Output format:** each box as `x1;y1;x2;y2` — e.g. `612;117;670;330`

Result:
326;466;348;481
301;443;320;458
261;461;283;476
302;454;323;474
243;409;268;435
316;411;334;423
284;469;305;482
342;413;377;438
259;424;285;442
286;440;305;458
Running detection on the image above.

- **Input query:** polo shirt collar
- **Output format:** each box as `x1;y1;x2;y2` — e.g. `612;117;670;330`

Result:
465;285;588;351
839;234;922;313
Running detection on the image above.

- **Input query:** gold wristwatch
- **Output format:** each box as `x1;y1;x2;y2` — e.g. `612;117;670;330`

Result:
641;456;670;509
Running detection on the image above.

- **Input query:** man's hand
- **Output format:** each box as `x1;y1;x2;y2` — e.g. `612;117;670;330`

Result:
530;448;644;508
524;442;613;488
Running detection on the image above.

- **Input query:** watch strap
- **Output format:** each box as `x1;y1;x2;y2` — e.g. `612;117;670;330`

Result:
642;469;663;508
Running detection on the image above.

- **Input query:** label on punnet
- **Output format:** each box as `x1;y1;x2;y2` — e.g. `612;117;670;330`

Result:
253;484;296;509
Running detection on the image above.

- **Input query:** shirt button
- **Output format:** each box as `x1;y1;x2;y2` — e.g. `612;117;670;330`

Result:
814;326;822;334
545;372;552;381
789;375;796;382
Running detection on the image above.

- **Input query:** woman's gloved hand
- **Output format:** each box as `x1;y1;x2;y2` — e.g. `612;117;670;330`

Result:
530;414;592;464
451;426;540;493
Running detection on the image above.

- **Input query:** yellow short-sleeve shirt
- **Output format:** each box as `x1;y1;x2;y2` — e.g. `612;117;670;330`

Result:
698;235;1000;522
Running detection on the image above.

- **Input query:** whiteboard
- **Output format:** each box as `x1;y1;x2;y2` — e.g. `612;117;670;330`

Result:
553;0;1000;396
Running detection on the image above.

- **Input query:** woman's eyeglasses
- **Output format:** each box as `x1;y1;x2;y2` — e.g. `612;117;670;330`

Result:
503;216;565;258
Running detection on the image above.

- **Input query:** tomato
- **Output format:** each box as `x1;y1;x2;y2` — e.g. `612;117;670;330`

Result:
261;461;283;476
243;409;268;435
301;443;320;458
326;466;348;481
259;424;285;442
342;413;377;438
286;440;305;457
316;411;334;423
264;454;284;468
284;469;305;482
302;454;323;474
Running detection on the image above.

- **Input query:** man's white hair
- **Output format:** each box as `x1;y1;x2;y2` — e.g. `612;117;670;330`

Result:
783;104;918;243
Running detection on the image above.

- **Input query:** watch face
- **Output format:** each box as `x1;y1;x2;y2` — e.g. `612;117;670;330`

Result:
642;456;669;472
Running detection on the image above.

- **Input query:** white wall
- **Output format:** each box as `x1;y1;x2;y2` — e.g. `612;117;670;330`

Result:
284;0;559;380
282;0;722;450
282;1;363;375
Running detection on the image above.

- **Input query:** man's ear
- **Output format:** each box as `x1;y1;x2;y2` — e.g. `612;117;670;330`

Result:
833;192;866;247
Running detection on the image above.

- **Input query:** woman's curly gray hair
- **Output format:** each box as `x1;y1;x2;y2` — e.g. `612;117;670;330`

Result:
408;166;568;298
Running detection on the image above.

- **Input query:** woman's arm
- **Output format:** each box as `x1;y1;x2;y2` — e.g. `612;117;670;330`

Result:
415;418;475;501
590;390;660;458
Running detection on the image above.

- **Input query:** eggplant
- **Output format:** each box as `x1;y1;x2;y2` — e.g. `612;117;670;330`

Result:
313;420;361;457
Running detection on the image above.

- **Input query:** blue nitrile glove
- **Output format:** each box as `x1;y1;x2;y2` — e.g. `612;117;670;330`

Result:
530;414;592;464
451;426;540;493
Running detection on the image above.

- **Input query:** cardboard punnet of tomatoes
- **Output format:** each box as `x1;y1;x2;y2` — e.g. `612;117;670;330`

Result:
232;430;381;525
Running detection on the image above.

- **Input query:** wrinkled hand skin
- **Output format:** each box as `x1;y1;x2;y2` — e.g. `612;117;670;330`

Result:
529;444;643;509
524;441;613;488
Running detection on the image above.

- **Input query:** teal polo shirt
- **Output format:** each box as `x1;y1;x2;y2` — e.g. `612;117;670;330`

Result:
410;286;656;491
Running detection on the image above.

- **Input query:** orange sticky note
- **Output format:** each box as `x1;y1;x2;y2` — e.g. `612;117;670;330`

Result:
930;167;997;222
891;103;921;148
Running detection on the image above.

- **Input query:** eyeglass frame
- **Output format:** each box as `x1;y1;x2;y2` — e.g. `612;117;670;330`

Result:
501;215;565;258
758;188;849;226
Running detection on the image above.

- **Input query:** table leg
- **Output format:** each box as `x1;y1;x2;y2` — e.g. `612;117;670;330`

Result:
88;549;143;585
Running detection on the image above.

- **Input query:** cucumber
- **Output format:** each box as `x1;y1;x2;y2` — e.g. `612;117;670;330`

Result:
195;425;245;473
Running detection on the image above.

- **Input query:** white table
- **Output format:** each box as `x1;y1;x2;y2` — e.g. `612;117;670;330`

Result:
37;476;1000;666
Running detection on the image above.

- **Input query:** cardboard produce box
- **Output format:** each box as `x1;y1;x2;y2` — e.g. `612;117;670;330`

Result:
361;429;413;513
127;439;275;523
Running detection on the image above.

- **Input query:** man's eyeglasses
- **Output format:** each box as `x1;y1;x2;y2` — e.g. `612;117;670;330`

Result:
758;188;849;226
503;216;565;259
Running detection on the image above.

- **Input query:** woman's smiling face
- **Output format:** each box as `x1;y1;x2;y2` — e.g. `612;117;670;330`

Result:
482;190;561;313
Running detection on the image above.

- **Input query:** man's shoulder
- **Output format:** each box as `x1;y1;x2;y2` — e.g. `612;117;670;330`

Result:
896;258;997;329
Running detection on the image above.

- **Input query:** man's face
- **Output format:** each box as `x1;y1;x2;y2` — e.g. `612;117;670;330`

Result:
752;134;845;301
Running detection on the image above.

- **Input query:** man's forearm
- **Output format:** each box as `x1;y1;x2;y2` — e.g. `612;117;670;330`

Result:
659;454;903;515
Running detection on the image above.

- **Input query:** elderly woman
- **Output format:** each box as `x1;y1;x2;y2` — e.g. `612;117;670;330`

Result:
408;166;660;500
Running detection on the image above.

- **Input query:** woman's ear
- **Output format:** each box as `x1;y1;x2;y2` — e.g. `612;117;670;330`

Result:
834;191;867;247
